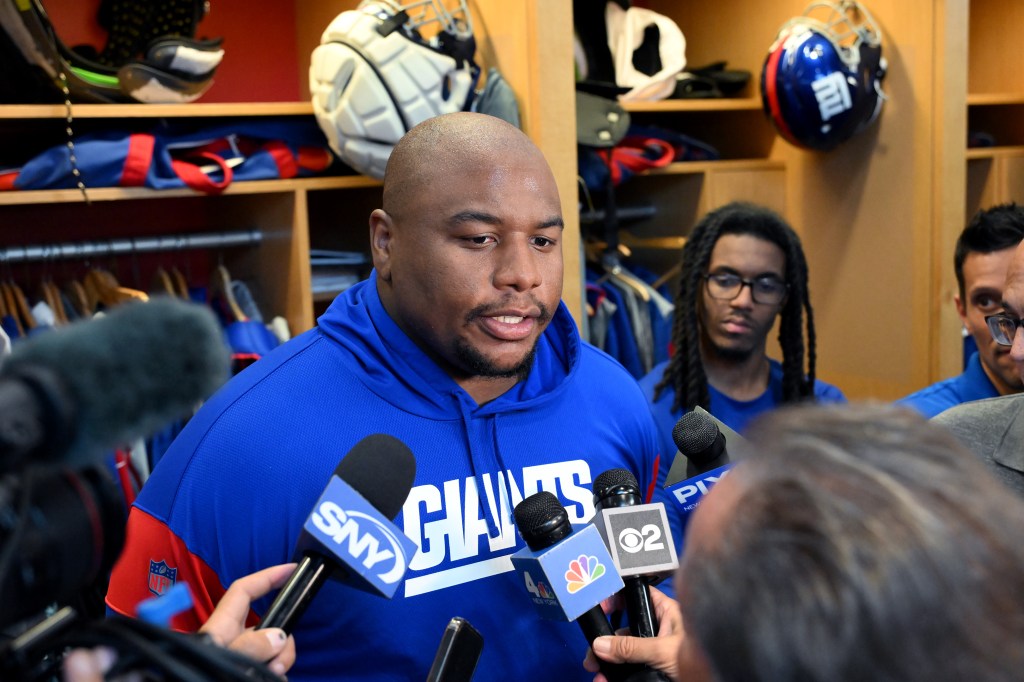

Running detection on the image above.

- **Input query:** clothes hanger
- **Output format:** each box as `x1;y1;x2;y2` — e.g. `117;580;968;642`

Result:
0;282;22;337
152;266;178;298
210;260;246;323
8;277;37;333
171;265;190;300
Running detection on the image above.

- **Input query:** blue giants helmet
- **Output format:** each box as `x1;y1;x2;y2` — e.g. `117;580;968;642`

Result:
309;0;480;179
761;1;887;151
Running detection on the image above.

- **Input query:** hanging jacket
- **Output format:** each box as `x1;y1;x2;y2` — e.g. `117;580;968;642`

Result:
106;271;674;682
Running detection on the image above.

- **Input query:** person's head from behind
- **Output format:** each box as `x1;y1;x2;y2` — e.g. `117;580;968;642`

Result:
675;403;1024;682
655;201;816;411
953;203;1024;394
370;112;564;400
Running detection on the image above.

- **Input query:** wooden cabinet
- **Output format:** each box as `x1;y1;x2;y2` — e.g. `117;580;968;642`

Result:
596;0;1009;400
5;0;1017;400
0;0;580;335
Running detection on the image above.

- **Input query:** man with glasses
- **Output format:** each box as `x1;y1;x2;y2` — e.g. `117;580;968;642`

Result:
898;204;1024;417
932;235;1024;496
639;202;844;458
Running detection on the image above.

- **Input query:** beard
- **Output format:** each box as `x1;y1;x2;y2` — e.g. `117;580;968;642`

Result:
454;338;538;380
450;297;552;380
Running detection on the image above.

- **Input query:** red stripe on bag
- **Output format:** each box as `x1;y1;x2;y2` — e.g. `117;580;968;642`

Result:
122;134;155;187
298;147;332;172
264;140;298;178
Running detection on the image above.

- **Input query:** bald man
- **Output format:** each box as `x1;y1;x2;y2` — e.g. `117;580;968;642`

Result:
106;113;675;681
932;238;1024;496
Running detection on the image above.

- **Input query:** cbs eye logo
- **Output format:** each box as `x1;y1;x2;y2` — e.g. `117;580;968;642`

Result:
617;524;666;554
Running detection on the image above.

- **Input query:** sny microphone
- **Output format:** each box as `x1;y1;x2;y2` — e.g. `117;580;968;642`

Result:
667;406;733;485
257;433;418;634
512;491;650;682
592;469;678;639
0;297;230;470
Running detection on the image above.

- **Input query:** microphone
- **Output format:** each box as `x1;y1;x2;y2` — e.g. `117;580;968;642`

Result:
0;297;230;470
426;617;484;682
667;406;733;485
257;433;417;634
664;463;733;526
511;491;649;682
592;469;678;639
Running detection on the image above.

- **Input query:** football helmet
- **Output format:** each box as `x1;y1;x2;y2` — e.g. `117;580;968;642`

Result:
761;1;887;151
309;0;480;179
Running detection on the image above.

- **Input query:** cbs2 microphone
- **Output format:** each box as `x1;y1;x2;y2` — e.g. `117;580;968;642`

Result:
591;469;679;639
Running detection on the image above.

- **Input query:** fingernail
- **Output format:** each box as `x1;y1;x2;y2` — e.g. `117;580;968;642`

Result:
271;660;287;676
593;636;611;655
264;628;287;647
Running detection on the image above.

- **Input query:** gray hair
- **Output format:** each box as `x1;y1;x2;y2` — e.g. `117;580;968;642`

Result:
679;402;1024;682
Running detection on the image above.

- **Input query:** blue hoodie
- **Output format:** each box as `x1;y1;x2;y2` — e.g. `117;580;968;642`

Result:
107;272;674;681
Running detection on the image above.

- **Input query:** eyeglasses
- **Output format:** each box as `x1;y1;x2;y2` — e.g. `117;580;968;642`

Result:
704;272;789;305
985;313;1024;346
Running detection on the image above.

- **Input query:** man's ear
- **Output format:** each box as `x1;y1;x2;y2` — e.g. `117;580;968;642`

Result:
369;208;395;282
954;293;968;326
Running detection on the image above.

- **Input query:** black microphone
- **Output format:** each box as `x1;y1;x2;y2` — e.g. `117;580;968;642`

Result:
513;491;650;682
426;616;484;682
0;297;230;470
672;407;731;480
258;433;417;634
592;469;678;640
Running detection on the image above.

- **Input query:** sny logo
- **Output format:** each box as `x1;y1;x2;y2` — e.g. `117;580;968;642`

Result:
312;501;409;584
565;554;605;594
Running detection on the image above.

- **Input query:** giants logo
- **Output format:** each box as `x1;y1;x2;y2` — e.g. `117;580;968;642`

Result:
402;460;594;597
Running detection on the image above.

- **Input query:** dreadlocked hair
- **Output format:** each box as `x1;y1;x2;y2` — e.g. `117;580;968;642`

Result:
652;201;817;414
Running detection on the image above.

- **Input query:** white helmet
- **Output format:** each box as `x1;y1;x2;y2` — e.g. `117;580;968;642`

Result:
309;0;479;179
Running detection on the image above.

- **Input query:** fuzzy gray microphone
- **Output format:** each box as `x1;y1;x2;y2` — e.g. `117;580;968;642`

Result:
0;296;230;470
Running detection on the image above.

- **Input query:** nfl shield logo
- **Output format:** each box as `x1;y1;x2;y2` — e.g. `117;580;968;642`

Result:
148;560;177;596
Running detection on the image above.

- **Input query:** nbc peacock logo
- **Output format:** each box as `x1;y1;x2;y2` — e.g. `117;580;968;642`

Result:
565;554;606;593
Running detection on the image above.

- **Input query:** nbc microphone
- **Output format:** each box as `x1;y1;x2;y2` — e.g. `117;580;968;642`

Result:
257;433;417;634
512;491;650;682
592;469;678;639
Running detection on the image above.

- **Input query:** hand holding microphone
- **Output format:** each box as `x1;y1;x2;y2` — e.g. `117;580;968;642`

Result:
512;491;658;682
591;469;678;639
583;585;684;682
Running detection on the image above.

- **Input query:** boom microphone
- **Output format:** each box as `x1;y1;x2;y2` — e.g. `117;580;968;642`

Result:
592;469;678;640
512;491;649;682
0;297;230;470
258;433;417;634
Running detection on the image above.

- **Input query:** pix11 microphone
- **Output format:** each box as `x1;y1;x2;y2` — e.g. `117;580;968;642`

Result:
667;406;733;485
592;469;678;639
257;433;417;634
0;297;230;471
664;463;733;527
512;491;649;682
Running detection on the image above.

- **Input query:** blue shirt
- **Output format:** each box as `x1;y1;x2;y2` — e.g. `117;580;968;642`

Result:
896;351;1000;418
639;358;848;460
111;271;675;682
